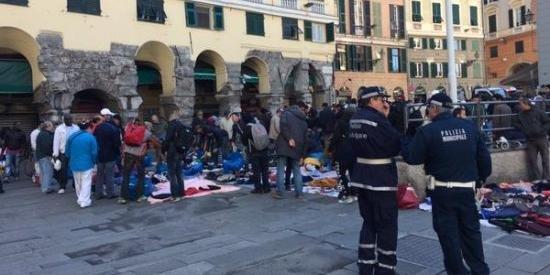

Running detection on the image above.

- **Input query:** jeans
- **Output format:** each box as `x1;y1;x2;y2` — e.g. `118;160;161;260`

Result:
38;157;56;193
96;161;116;197
121;153;145;200
276;156;303;196
74;169;93;207
167;153;184;198
55;154;69;189
5;153;20;177
432;188;489;275
250;154;270;192
526;137;549;181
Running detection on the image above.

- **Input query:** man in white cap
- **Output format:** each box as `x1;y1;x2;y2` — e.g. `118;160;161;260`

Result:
52;113;79;194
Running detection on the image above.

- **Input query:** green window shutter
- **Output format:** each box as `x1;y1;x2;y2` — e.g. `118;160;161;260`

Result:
461;64;468;78
326;23;335;42
473;62;481;78
412;1;421;22
429;38;435;49
185;2;196;26
461;40;467;51
345;45;352;71
246;12;264;36
422;62;429;78
387;50;393;73
67;0;82;12
432;3;442;23
410;62;416;77
471;40;479;51
366;46;373;71
443;62;449;77
430;63;437;78
409;37;415;49
338;0;346;33
422;38;428;49
443;38;448;49
304;20;312;41
470;6;478;26
214;6;224;30
400;49;407;73
452;4;460;25
372;2;381;37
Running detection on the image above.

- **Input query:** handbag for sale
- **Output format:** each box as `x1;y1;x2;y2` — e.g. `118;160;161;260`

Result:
397;185;419;209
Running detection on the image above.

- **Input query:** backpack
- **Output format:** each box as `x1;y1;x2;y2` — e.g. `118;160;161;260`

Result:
124;123;146;147
249;122;270;151
173;123;194;154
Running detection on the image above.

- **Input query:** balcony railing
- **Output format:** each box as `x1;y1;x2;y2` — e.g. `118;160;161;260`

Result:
245;0;264;4
279;0;297;9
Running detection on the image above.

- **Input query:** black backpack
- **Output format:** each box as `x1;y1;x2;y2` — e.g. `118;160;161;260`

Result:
173;123;194;154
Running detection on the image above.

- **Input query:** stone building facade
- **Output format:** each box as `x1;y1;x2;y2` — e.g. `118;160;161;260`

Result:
406;0;485;100
484;0;538;89
0;0;336;129
333;0;408;100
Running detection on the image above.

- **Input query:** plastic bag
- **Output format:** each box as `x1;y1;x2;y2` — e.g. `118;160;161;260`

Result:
183;161;204;177
223;152;244;173
396;185;419;209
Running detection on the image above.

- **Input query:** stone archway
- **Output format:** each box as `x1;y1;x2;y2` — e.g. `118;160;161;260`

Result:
71;89;121;121
308;64;325;109
508;62;531;76
0;27;44;132
194;50;228;117
241;57;269;113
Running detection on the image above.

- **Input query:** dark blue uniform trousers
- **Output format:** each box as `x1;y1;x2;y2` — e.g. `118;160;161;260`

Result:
431;188;490;275
357;189;398;275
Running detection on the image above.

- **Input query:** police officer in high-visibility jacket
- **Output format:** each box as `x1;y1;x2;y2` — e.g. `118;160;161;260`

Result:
348;86;401;274
402;93;491;275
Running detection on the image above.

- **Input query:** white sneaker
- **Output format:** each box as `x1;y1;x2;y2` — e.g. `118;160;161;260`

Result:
58;189;65;194
338;197;354;204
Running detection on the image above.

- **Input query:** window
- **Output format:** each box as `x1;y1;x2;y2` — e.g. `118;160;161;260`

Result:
335;44;347;71
488;15;497;33
349;0;355;35
454;39;467;51
432;3;442;23
490;46;498;58
413;38;422;49
456;63;467;78
342;45;373;72
389;5;404;39
338;0;346;33
452;4;460;25
185;3;223;30
435;63;444;78
470;6;478;26
415;63;423;78
312;22;326;43
410;62;429;78
0;0;27;6
305;21;333;43
137;0;166;23
473;62;482;78
388;48;406;73
282;18;298;40
67;0;101;15
515;40;524;53
363;0;371;36
246;12;264;36
434;38;443;50
412;1;422;22
137;0;166;24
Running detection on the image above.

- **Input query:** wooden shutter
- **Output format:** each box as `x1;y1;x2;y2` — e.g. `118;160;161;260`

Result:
422;38;428;49
258;14;265;35
345;45;353;71
520;6;526;25
363;1;371;36
2;0;28;6
304;20;312;41
430;63;437;78
214;6;224;30
471;40;479;51
473;62;481;78
185;2;196;27
372;2;381;37
410;62;417;77
326;23;335;42
461;64;468;78
348;0;355;35
409;37;415;49
86;0;101;15
387;49;393;72
389;4;396;38
443;38;447;50
399;49;407;73
508;9;514;28
429;38;435;49
398;5;405;38
433;3;441;23
422;62;429;78
470;6;478;26
443;62;448;77
461;40;467;51
365;46;373;71
452;4;460;24
338;0;346;33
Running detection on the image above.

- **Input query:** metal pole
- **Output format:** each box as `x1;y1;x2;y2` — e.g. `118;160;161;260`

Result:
446;0;458;102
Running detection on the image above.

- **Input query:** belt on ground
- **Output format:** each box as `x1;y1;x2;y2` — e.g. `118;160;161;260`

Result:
433;180;475;189
357;157;392;165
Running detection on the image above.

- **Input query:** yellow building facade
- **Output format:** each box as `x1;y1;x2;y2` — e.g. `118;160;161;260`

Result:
0;0;337;128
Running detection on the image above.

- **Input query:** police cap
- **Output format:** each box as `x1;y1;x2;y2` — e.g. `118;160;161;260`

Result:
427;93;454;109
358;86;388;100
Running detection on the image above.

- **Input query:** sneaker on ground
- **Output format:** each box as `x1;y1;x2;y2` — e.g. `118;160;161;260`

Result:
58;189;65;194
117;198;128;204
338;197;354;204
136;196;148;203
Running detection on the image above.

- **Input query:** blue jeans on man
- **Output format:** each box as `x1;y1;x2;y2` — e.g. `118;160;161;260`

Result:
38;157;57;193
5;153;20;178
276;156;303;197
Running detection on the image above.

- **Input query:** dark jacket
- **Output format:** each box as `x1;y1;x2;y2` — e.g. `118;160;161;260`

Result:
36;130;54;160
276;106;308;160
94;121;121;163
4;127;26;151
163;119;185;157
242;123;268;156
329;110;355;164
513;108;550;140
492;103;512;130
402;112;492;183
317;107;334;134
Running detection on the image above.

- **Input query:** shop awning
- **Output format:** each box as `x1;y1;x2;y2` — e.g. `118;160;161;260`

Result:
137;65;161;86
194;67;216;81
0;59;32;94
242;73;259;84
500;63;538;87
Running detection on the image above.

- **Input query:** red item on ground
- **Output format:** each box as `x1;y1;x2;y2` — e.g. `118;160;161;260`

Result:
397;185;419;209
184;187;202;196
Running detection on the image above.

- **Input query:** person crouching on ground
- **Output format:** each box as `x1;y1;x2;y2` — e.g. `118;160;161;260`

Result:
66;121;98;208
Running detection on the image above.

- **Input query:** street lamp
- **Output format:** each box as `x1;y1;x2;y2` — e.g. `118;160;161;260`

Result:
525;9;535;24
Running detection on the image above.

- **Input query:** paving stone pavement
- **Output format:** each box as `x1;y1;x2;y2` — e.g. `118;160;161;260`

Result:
0;179;549;275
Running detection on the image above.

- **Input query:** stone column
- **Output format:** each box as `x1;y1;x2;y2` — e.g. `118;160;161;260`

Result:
216;89;241;114
160;95;195;125
117;95;142;121
262;90;284;114
294;62;312;105
172;46;195;123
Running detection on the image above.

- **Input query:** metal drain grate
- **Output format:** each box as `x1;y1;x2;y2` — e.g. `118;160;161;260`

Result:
491;235;550;252
397;235;444;269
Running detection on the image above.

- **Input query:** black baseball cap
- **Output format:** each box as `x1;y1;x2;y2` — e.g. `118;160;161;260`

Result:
427;93;454;108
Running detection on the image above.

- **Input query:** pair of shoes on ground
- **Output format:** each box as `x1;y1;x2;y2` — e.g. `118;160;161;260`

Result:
271;191;305;200
338;195;357;204
117;196;147;204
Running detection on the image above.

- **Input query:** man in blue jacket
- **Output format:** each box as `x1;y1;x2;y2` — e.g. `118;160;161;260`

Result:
402;93;491;275
66;121;98;208
348;86;401;274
